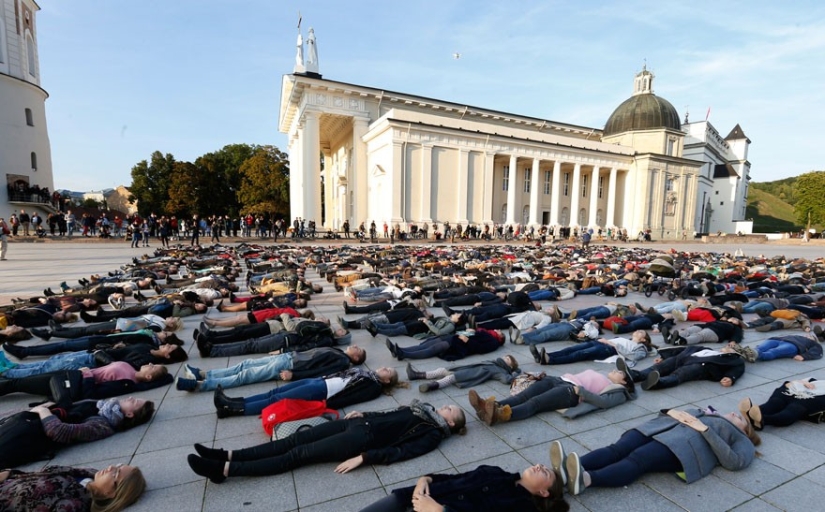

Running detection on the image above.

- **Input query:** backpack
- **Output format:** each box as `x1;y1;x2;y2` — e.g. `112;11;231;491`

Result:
260;398;338;436
0;412;57;468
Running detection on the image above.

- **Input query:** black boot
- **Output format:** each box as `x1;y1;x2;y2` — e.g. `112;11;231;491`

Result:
342;301;352;314
3;343;26;359
193;442;230;461
187;454;227;483
405;363;426;380
197;338;213;358
30;328;51;341
214;386;245;418
418;381;439;393
529;344;542;364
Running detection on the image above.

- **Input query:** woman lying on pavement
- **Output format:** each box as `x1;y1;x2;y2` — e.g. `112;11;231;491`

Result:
0;396;155;468
30;313;183;341
468;366;635;425
556;404;760;496
405;355;520;393
529;330;655;366
3;329;183;359
738;377;825;430
2;341;186;375
0;464;146;512
196;322;350;358
187;399;466;483
729;334;822;363
359;463;568;512
385;328;504;361
212;366;402;418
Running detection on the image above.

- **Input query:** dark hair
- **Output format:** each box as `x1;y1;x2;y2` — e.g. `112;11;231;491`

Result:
117;401;155;431
450;408;467;435
166;345;188;363
532;469;570;512
162;333;183;346
0;328;32;342
351;347;366;365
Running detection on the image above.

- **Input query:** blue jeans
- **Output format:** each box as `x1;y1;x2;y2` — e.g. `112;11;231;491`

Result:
577;286;602;295
14;336;108;357
243;378;328;415
200;353;294;391
2;351;95;378
653;302;687;314
564;305;611;319
742;301;775;315
545;341;616;364
581;429;681;487
395;339;450;359
756;340;799;361
373;322;409;337
521;322;577;345
528;289;559;301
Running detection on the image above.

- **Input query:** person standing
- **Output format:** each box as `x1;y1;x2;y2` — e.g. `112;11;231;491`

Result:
211;216;221;243
342;219;350;238
191;214;200;246
18;209;30;236
0;217;9;260
9;213;19;236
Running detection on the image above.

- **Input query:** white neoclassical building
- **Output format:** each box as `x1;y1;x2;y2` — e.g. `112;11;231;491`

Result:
279;30;751;239
0;0;55;220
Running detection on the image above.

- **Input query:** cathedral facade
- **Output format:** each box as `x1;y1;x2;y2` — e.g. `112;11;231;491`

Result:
279;30;751;239
0;0;55;219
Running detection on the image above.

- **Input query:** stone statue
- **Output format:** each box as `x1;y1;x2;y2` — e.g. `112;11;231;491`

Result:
294;31;305;73
306;28;319;74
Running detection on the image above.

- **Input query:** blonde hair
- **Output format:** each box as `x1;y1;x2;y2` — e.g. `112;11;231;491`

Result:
90;467;146;512
164;317;183;331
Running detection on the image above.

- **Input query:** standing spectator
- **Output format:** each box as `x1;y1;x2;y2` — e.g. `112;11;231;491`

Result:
191;214;200;246
342;219;350;238
0;217;9;260
18;209;30;236
383;221;389;239
211;216;221;243
9;213;19;236
141;219;150;247
66;210;76;237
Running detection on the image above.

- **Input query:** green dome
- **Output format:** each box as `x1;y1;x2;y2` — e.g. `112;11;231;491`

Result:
603;93;681;137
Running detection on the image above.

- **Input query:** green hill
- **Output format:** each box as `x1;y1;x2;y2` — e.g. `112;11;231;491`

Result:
746;188;801;233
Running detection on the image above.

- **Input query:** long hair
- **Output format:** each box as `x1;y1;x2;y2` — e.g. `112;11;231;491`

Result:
117;401;155;431
89;467;146;512
532;469;570;512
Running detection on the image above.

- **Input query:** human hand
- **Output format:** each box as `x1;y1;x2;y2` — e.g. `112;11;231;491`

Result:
344;411;363;420
654;357;663;364
720;377;733;387
0;470;9;484
333;455;363;474
412;493;443;512
413;475;432;496
667;409;708;432
459;335;469;343
268;350;282;355
804;380;816;389
793;355;804;361
279;370;293;381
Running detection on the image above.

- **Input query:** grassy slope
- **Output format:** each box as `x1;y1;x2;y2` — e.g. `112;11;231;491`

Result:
746;188;801;233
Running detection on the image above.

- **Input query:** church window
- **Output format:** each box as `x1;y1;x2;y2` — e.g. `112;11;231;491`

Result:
544;170;551;194
523;167;531;193
25;108;33;126
563;173;570;196
26;33;35;77
581;175;588;197
667;138;676;156
502;166;509;191
31;152;37;171
598;176;604;198
500;204;507;223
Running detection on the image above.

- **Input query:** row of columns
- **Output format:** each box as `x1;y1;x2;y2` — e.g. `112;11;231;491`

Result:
506;156;620;229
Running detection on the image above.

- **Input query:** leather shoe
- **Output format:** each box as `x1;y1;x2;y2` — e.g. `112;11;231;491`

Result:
529;344;541;364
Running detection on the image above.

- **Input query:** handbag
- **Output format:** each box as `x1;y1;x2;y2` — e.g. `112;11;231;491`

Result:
510;372;545;396
271;414;337;441
260;398;339;436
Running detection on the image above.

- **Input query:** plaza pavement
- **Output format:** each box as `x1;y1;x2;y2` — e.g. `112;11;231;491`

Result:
2;238;825;512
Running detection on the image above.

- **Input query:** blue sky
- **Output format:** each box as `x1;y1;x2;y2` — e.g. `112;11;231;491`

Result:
38;0;825;191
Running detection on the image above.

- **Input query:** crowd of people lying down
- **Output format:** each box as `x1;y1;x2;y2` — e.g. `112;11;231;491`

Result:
1;240;824;511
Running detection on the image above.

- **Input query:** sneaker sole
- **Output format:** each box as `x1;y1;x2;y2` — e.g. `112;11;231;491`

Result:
550;441;567;486
566;452;583;495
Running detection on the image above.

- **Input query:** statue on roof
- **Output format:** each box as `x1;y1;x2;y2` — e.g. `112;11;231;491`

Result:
306;28;319;74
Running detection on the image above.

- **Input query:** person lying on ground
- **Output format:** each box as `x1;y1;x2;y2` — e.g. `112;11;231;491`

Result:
468;366;636;425
618;344;745;390
203;305;308;328
3;329;182;359
557;405;760;496
195;321;350;358
385;328;505;362
30;313;183;341
728;333;822;363
738;377;825;430
175;345;366;392
360;312;463;340
529;330;655;366
405;355;520;393
187;399;466;483
0;463;146;512
212;366;402;418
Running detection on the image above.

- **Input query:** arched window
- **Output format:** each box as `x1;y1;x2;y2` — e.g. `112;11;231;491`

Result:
560;207;569;225
578;208;587;225
26;33;36;77
596;209;604;225
31;152;37;171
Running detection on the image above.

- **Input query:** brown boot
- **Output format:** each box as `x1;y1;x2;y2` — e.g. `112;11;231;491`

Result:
468;390;484;417
495;404;512;423
748;405;763;430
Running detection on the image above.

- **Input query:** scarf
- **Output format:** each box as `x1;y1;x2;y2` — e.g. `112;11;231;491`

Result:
97;398;124;427
409;399;451;438
330;367;380;385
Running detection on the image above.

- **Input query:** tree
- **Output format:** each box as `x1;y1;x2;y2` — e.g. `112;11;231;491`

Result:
195;144;255;217
237;146;290;216
166;161;205;216
129;151;176;216
793;171;825;229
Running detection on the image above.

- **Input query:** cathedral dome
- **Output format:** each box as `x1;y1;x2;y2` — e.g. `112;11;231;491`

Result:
603;69;681;137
